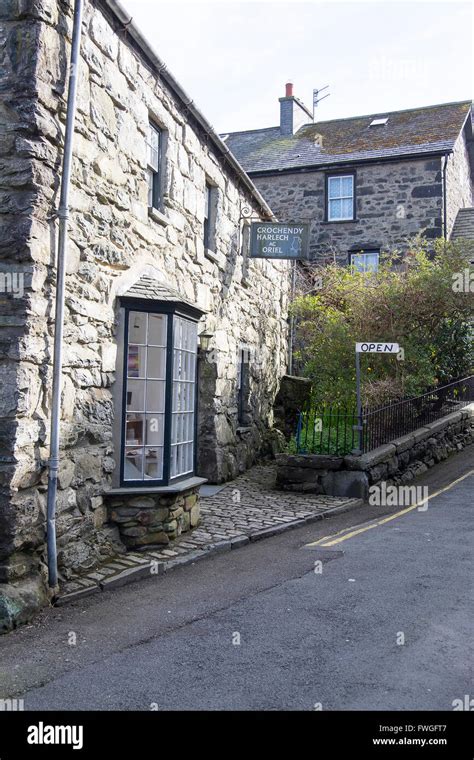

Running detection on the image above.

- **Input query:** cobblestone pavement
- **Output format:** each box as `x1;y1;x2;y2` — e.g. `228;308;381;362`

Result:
58;464;360;604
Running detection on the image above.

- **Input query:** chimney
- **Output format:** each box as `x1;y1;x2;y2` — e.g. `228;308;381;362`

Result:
279;82;313;136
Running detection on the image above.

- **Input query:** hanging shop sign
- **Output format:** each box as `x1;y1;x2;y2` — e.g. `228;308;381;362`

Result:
250;222;310;259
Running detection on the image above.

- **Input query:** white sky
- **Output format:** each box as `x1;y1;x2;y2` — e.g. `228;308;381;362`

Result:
123;0;473;132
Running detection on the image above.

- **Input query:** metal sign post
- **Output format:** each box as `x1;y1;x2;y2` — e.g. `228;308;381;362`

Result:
354;349;363;454
354;342;400;455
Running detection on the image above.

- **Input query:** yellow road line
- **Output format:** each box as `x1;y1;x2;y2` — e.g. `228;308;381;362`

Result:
306;469;474;548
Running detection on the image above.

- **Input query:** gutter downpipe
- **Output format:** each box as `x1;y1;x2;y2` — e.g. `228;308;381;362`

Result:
46;0;83;589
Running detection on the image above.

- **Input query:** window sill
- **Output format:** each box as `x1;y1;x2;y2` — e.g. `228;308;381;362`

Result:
148;206;169;226
324;218;358;225
106;476;207;496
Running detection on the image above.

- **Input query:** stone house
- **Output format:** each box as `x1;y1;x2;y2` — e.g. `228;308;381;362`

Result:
0;0;289;626
224;84;474;269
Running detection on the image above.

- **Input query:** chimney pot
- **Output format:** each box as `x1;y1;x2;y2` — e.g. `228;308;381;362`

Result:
285;82;293;98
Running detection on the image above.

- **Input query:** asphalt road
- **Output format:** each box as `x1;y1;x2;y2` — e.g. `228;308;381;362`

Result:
0;448;472;711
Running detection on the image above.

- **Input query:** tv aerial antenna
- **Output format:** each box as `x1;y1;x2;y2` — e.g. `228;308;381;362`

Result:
313;86;330;120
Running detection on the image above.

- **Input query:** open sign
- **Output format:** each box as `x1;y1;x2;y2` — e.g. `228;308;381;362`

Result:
356;342;400;354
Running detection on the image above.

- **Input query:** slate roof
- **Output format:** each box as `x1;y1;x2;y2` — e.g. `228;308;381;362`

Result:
121;275;206;313
451;208;474;240
223;101;472;174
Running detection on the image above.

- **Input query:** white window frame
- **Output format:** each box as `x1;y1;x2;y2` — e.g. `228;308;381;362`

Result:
327;174;355;221
350;250;380;273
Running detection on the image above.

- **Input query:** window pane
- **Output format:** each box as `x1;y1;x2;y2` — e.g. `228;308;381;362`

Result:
328;177;340;199
170;445;178;478
365;253;379;271
352;255;365;272
148;124;160;171
147;168;154;208
148;313;167;346
126;414;145;445
341;198;353;218
329;198;342;219
144;447;163;480
127;345;146;378
147;347;166;379
186;442;193;472
341;176;353;196
129;312;147;344
145;413;165;445
126;380;145;411
146;380;166;412
124;447;143;480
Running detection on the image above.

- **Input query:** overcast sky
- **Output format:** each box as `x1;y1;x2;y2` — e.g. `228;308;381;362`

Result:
123;1;473;133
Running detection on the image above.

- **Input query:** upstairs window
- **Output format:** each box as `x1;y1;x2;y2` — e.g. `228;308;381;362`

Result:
147;122;162;210
203;182;217;251
350;249;380;273
327;174;355;221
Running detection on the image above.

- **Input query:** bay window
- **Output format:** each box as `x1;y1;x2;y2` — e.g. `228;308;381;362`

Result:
121;303;200;486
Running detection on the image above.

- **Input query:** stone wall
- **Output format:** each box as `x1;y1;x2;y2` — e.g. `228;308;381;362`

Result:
446;129;474;238
0;0;289;624
253;157;444;263
273;374;311;440
105;485;201;549
276;404;474;498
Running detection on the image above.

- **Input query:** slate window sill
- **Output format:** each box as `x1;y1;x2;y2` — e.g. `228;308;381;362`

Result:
323;218;359;225
148;206;169;226
105;476;208;496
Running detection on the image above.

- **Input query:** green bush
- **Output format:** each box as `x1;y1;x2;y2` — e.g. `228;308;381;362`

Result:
292;238;474;406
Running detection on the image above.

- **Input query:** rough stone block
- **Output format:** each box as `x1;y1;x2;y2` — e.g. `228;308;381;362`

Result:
323;471;369;499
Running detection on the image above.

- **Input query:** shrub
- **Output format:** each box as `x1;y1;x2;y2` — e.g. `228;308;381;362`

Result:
292;237;474;405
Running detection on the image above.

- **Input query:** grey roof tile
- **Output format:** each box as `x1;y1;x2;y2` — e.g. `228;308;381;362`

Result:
224;101;472;173
122;275;205;312
451;208;474;240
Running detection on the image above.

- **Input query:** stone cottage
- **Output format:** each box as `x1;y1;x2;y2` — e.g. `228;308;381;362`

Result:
0;0;289;626
224;84;474;269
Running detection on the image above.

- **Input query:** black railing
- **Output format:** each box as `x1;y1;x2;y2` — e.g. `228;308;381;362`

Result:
293;376;474;456
362;375;474;452
294;404;359;456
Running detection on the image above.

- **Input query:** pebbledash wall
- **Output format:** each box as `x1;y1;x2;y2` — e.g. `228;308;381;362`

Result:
0;0;289;625
253;157;449;264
